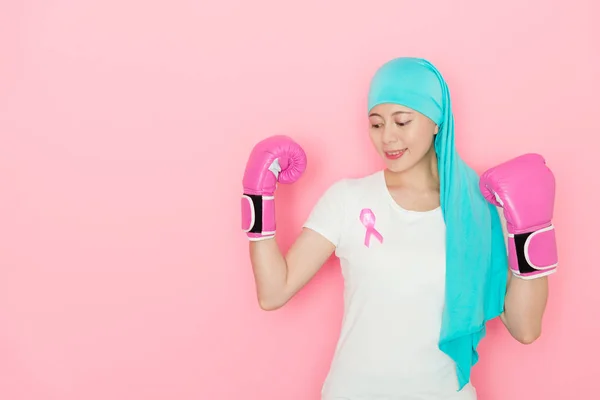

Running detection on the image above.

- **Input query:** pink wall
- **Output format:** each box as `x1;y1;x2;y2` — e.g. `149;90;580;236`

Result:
1;1;598;399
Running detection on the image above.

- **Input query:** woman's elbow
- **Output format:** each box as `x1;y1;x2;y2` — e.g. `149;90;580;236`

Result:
257;295;287;311
258;299;282;311
513;327;542;345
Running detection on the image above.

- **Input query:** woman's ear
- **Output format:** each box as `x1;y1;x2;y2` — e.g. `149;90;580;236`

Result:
434;125;439;135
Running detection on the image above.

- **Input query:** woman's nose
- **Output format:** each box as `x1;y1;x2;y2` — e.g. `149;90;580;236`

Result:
382;124;398;144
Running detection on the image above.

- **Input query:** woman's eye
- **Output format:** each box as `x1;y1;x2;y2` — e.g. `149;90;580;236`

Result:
396;120;412;127
371;123;382;129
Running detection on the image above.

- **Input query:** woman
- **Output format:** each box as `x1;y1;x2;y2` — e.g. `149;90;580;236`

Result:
240;57;557;399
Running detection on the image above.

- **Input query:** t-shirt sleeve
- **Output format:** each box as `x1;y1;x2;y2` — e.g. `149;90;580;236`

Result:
302;179;347;247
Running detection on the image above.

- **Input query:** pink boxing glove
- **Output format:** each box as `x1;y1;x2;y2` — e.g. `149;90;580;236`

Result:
479;153;558;279
241;135;307;241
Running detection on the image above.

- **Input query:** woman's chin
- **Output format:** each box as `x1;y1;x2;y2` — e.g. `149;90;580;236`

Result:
384;158;409;173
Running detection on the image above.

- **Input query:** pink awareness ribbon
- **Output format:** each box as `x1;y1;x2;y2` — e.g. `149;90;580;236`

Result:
360;208;383;247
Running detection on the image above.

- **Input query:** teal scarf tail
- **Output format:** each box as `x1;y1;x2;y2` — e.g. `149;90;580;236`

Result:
368;57;508;390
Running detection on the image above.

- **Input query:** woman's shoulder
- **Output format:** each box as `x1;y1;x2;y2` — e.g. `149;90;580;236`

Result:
314;170;383;207
327;170;383;191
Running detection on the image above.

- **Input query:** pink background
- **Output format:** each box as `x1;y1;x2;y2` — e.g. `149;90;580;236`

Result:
1;1;598;399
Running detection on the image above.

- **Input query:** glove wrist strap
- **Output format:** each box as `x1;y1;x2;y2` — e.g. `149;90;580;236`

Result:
241;194;276;241
509;224;558;279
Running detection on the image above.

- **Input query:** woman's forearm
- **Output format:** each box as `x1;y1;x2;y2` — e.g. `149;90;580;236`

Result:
249;239;289;310
500;272;549;344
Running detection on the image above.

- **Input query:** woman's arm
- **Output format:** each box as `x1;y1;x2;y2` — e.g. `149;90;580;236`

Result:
500;271;548;344
249;228;336;310
480;154;557;345
496;207;549;344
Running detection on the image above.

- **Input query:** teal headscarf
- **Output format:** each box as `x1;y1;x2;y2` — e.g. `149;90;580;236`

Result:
367;57;508;390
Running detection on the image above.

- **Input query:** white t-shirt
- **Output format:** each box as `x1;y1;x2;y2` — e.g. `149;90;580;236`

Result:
303;170;478;400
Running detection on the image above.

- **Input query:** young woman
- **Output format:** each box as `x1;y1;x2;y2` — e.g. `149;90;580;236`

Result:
240;57;557;399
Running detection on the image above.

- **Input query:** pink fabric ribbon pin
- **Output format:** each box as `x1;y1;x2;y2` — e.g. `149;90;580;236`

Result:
360;208;383;247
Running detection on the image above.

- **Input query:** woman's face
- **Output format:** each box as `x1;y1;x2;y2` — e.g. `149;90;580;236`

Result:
368;103;438;173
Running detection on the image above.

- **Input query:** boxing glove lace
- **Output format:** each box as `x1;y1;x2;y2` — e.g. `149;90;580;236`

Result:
241;135;307;241
479;153;558;279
